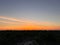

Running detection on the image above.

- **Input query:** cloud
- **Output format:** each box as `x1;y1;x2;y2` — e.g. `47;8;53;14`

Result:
0;16;57;26
0;16;37;24
0;20;20;24
0;16;24;22
0;16;31;25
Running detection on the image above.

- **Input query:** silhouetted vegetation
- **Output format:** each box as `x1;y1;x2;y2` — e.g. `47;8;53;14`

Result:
0;30;60;45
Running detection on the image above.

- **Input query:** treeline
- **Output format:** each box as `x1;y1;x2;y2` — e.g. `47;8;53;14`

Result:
0;31;60;45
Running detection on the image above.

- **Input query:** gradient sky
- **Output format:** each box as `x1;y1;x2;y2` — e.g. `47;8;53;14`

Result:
0;0;60;30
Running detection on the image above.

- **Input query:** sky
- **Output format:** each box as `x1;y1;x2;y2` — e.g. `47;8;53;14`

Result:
0;0;60;30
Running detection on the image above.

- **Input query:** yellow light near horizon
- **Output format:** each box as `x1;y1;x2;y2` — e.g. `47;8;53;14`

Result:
0;25;60;30
0;16;60;30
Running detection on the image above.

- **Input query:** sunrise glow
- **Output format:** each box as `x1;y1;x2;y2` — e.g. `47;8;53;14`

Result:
0;0;60;30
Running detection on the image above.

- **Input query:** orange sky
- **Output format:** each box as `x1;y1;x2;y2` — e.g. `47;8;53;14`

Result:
0;16;60;30
0;25;60;30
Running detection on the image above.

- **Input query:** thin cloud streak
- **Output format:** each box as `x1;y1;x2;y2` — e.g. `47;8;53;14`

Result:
0;16;37;24
0;16;57;26
0;16;25;22
0;20;20;24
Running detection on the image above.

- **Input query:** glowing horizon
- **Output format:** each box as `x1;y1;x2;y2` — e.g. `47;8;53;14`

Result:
0;16;60;30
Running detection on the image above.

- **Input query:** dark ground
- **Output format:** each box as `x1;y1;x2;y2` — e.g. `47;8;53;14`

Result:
0;30;60;45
